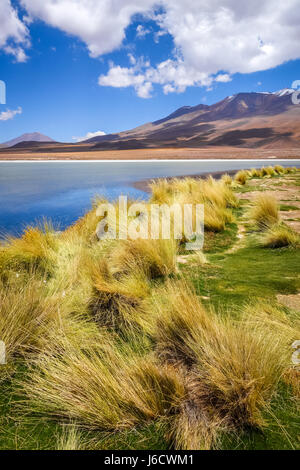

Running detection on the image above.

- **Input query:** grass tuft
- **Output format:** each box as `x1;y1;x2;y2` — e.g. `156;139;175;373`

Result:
152;281;297;449
260;224;300;248
235;170;249;185
248;194;280;230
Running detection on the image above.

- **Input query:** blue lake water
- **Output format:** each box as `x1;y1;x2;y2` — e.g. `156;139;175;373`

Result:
0;160;299;236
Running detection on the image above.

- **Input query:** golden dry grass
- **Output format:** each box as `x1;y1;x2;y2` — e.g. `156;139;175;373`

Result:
0;166;299;450
234;170;249;185
151;281;298;449
260;224;300;248
20;325;184;431
0;278;59;382
248;194;280;230
0;223;58;276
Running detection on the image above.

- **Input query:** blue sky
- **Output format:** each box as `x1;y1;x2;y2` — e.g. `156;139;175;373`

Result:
0;0;300;143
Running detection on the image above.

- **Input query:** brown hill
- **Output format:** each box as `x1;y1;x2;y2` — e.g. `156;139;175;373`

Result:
86;90;300;150
1;90;299;156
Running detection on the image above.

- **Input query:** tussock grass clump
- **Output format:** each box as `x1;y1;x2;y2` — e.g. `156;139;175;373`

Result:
261;166;277;178
83;237;177;330
221;174;232;186
151;176;238;209
260;224;300;248
88;259;150;330
274;165;285;175
260;166;269;177
21;330;184;431
234;170;248;185
266;166;276;177
171;177;199;196
149;176;237;236
0;279;58;381
17;279;299;450
285;166;297;174
0;223;57;275
204;204;234;232
152;281;297;449
248;194;280;230
201;177;239;209
249;168;261;178
110;238;178;280
150;179;174;204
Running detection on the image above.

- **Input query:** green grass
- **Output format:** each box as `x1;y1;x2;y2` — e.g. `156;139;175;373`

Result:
184;244;300;310
203;223;238;254
0;365;60;450
280;204;299;212
220;383;299;450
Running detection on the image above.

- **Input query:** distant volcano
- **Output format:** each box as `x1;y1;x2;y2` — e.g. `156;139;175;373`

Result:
1;132;55;148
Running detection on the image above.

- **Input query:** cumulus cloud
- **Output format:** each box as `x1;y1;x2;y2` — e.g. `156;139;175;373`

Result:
99;56;214;98
1;1;300;95
72;130;106;142
98;0;300;96
20;0;155;57
98;57;155;98
0;0;29;62
0;107;22;121
215;74;232;83
159;0;300;75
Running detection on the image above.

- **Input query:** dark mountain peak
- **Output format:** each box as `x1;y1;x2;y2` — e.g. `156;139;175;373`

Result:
206;90;293;120
151;90;294;128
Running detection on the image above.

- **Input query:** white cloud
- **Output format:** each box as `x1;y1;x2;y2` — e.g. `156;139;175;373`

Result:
20;0;155;57
73;130;106;142
163;83;176;94
3;45;28;62
99;56;214;98
0;0;29;61
1;1;300;96
98;57;153;98
0;107;22;121
215;74;232;83
160;0;300;75
136;81;153;98
97;0;300;96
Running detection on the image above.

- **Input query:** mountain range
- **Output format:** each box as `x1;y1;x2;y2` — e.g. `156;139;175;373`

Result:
1;89;300;153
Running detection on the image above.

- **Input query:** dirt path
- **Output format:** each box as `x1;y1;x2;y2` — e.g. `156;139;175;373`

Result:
225;224;247;254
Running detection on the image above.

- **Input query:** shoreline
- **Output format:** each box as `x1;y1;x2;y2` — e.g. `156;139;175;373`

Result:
132;169;249;193
1;146;300;161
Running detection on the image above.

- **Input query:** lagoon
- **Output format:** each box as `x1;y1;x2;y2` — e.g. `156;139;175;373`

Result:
0;160;299;236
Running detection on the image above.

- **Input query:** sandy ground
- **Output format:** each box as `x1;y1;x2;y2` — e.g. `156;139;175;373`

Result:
277;293;300;311
1;147;300;161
